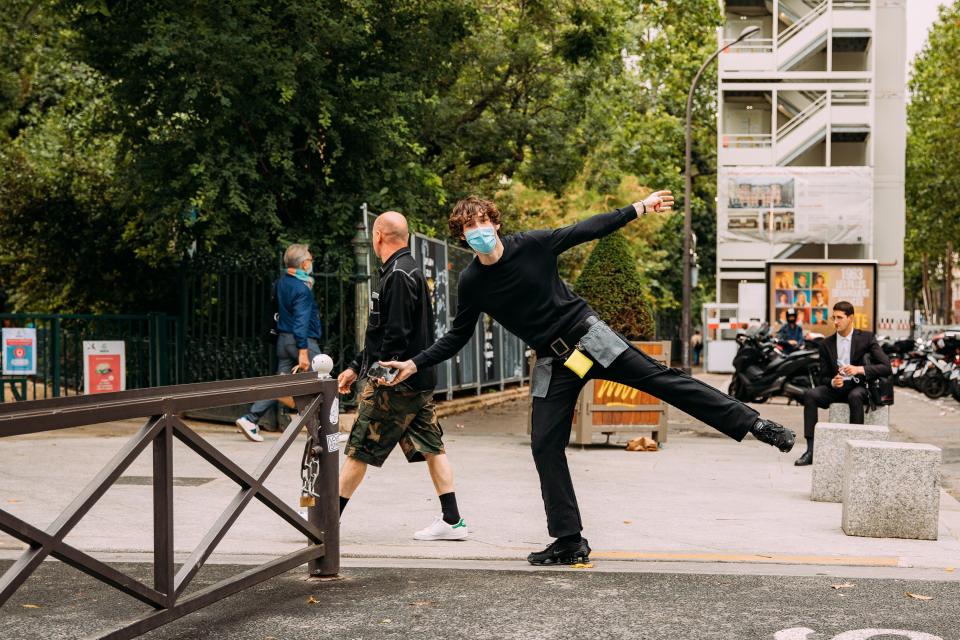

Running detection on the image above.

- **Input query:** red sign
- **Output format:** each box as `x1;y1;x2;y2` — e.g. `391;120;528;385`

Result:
87;354;122;394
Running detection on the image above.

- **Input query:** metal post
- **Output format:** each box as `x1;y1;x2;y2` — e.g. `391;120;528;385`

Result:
442;240;453;401
308;386;340;577
352;204;371;357
476;317;483;396
153;416;174;605
498;324;505;391
51;316;61;397
683;25;759;374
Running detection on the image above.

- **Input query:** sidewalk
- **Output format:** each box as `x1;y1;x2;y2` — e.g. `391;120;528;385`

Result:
2;373;959;575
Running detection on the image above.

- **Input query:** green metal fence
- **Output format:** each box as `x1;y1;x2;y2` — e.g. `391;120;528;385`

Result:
178;252;357;384
0;313;179;402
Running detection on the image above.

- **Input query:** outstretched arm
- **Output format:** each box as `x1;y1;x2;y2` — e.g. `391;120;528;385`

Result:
532;190;674;255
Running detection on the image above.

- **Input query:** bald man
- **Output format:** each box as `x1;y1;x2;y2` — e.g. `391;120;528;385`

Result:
336;211;467;540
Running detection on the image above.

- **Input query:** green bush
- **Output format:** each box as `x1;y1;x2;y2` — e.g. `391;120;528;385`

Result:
575;231;655;340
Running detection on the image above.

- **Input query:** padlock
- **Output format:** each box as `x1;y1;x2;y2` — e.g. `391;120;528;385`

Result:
299;494;316;508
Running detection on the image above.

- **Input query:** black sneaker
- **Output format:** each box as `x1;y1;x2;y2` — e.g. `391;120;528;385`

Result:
527;537;592;566
750;418;796;453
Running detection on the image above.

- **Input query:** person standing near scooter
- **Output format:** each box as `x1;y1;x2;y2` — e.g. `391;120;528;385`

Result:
777;308;804;354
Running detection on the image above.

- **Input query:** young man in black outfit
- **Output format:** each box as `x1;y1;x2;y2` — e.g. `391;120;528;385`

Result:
794;301;892;466
380;194;795;565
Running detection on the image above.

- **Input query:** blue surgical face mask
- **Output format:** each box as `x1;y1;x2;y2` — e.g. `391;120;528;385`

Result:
464;225;497;254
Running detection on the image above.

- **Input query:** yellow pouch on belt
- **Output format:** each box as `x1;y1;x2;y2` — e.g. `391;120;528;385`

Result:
563;348;594;378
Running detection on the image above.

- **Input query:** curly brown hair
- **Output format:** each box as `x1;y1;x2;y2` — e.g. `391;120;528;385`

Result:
448;196;502;239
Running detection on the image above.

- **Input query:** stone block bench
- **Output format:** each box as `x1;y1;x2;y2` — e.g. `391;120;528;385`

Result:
841;440;941;540
828;403;889;426
811;422;889;502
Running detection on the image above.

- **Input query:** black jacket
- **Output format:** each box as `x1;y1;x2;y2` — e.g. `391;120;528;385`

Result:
349;248;436;391
815;329;892;387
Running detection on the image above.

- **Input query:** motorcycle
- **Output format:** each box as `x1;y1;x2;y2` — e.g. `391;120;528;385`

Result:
881;337;915;384
896;339;928;389
948;354;960;402
728;324;820;404
897;337;953;399
929;330;960;401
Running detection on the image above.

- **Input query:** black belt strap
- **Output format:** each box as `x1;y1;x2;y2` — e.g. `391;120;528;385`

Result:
548;315;600;358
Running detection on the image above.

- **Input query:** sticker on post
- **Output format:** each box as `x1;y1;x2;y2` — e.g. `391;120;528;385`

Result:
329;398;339;425
326;433;340;453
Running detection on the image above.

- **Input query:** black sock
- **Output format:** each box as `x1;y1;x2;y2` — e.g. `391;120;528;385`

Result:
439;492;460;525
557;533;582;545
805;438;814;453
339;496;349;515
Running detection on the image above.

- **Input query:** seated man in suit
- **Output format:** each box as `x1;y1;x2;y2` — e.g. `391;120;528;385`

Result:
796;300;891;466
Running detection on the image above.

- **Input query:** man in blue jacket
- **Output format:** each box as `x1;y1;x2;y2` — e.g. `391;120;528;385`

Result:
236;243;322;442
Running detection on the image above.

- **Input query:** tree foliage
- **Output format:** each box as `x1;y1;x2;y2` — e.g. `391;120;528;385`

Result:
0;1;169;312
63;0;477;263
906;2;960;322
1;0;723;320
580;0;723;300
575;231;655;340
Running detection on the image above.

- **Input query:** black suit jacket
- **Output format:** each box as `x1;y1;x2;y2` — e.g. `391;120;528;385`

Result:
816;329;892;387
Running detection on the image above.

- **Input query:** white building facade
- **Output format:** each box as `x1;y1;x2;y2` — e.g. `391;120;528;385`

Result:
714;0;906;323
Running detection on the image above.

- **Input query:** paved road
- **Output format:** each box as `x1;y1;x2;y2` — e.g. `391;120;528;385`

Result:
3;374;959;639
2;560;958;640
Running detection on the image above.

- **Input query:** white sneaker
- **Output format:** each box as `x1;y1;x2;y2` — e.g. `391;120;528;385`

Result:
413;516;468;541
235;417;264;442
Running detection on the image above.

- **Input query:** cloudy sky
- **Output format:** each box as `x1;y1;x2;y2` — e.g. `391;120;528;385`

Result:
906;0;950;78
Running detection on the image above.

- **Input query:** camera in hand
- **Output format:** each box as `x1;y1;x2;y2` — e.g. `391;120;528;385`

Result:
367;363;399;384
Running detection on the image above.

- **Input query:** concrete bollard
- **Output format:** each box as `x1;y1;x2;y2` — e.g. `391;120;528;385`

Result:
827;403;889;426
841;440;941;540
811;422;889;502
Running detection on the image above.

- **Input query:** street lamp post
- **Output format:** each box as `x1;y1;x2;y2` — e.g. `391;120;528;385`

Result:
351;203;371;356
682;25;760;373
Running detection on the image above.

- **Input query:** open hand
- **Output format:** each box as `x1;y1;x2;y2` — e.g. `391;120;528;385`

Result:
376;359;417;386
635;190;674;215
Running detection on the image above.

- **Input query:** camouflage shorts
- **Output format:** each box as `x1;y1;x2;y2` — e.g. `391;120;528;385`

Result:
344;380;444;467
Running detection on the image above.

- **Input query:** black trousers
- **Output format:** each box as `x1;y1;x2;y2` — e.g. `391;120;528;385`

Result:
802;383;869;439
530;343;760;538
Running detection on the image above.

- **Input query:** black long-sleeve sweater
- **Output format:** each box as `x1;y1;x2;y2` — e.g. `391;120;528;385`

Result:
351;248;435;391
412;205;638;370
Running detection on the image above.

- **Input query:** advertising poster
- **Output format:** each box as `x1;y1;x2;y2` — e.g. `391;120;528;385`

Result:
2;327;37;375
766;261;877;333
83;341;126;394
719;167;872;245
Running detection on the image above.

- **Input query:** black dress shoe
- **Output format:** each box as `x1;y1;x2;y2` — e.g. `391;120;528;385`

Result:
750;419;796;453
794;450;813;466
527;537;591;566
